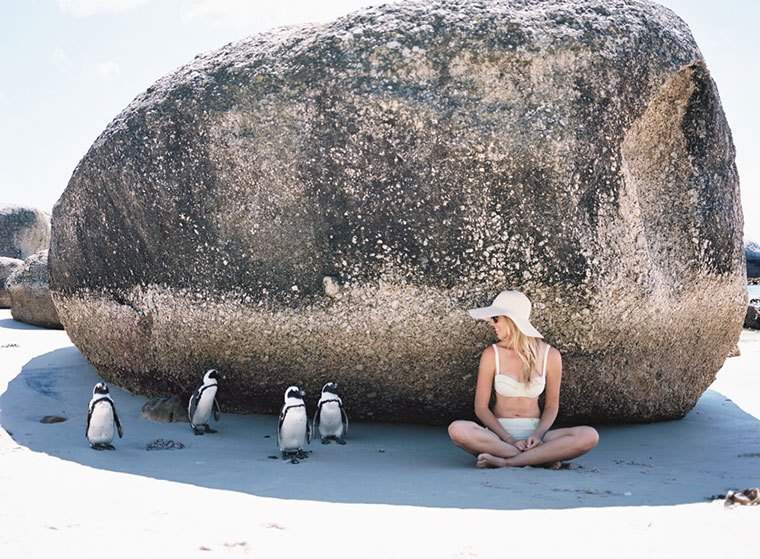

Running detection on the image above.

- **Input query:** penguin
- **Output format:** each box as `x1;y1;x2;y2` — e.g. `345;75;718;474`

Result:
277;385;310;462
313;382;348;445
188;369;221;435
86;382;123;450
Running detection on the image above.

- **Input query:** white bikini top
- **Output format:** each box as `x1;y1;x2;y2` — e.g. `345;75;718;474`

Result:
493;343;550;399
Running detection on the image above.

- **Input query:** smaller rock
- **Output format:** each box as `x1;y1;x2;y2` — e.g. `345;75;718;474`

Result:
7;250;62;329
722;488;760;507
744;301;760;330
40;415;66;424
141;395;188;422
746;242;760;279
0;206;50;260
146;438;185;450
0;257;24;308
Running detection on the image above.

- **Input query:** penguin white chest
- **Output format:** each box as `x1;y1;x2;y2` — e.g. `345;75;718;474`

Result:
88;403;115;444
318;401;344;437
192;385;217;424
279;407;307;451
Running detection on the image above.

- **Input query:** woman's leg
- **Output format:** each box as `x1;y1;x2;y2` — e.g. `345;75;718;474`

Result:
448;420;522;460
477;426;599;468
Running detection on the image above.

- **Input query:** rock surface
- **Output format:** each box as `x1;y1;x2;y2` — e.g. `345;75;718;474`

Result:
141;396;188;423
50;0;745;424
0;257;24;308
0;206;50;260
745;301;760;330
745;242;760;279
9;251;62;329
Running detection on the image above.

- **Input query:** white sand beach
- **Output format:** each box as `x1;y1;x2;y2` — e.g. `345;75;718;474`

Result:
1;308;758;558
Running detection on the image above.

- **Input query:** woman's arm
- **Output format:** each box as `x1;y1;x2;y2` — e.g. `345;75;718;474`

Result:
473;346;519;446
532;346;562;441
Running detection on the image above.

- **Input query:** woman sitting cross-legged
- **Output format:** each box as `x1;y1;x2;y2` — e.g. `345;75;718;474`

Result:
448;290;599;468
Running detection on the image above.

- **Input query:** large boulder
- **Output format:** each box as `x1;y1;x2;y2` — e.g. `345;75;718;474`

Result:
50;0;745;424
0;257;24;308
8;250;62;329
0;206;50;260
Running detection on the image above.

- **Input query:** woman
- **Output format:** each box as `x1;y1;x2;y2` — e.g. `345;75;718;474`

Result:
448;290;599;468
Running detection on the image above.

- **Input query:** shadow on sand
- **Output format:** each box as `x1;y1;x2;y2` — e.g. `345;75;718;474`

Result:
2;346;760;510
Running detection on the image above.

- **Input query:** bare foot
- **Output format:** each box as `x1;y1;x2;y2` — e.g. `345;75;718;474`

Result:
476;453;509;468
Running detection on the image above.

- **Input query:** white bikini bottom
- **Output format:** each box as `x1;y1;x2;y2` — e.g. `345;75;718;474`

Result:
497;417;540;441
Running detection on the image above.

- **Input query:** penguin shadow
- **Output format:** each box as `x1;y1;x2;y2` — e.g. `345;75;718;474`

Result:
3;346;760;510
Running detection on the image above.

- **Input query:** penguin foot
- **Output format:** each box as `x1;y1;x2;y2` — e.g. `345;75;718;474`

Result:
321;438;330;445
193;428;205;436
90;444;106;451
290;457;300;464
295;449;310;460
104;444;116;450
336;437;347;445
203;425;218;434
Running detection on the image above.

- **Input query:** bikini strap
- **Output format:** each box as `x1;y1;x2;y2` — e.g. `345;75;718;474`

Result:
492;344;500;375
541;343;550;377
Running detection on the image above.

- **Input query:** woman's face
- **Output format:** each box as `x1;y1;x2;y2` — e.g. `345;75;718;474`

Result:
490;315;513;342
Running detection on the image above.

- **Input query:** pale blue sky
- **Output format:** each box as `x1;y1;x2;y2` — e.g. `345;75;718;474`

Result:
2;0;758;239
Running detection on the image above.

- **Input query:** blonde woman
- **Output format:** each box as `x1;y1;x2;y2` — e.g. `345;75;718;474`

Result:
448;290;599;468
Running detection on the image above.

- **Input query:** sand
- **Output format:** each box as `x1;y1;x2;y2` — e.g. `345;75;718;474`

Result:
1;308;758;558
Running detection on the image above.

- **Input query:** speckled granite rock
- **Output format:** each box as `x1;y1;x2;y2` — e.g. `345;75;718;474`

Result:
9;251;62;329
0;206;50;260
0;257;24;308
50;0;745;424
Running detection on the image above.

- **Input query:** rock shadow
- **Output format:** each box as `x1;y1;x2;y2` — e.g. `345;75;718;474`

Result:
1;346;759;510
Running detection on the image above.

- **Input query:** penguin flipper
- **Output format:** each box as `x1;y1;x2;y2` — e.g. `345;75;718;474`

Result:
85;404;93;439
213;398;221;422
112;404;124;438
339;402;349;436
188;388;201;424
277;407;287;449
306;413;312;445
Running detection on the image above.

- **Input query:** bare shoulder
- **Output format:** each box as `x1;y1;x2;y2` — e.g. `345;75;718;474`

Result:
479;344;496;365
544;343;562;369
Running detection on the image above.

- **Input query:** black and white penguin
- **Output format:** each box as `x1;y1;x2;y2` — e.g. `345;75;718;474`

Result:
277;385;310;462
188;369;221;435
313;382;348;445
86;382;123;450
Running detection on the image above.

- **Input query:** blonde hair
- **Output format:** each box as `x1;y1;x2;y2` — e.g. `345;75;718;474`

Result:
500;316;540;383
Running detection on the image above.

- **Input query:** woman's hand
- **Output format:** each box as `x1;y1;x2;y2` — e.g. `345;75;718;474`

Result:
525;436;543;449
513;439;528;451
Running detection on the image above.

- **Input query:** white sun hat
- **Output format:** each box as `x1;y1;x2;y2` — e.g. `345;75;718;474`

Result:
467;289;544;338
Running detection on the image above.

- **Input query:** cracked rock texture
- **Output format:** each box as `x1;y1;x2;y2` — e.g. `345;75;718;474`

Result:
50;0;745;424
0;206;50;260
9;250;62;329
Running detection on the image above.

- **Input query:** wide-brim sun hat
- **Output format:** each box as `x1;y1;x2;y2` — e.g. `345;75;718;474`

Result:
467;289;544;338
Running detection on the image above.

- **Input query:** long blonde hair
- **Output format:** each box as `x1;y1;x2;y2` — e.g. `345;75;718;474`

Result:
501;316;539;383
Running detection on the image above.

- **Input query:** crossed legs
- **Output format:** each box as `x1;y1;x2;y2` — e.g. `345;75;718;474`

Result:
448;420;599;468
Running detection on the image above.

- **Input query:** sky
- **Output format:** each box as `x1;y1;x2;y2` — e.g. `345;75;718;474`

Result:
1;0;758;240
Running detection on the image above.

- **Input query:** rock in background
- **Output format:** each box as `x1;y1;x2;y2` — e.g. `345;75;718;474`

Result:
745;241;760;281
50;0;745;424
745;301;760;330
0;257;24;308
141;396;188;423
8;250;62;329
0;206;51;260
